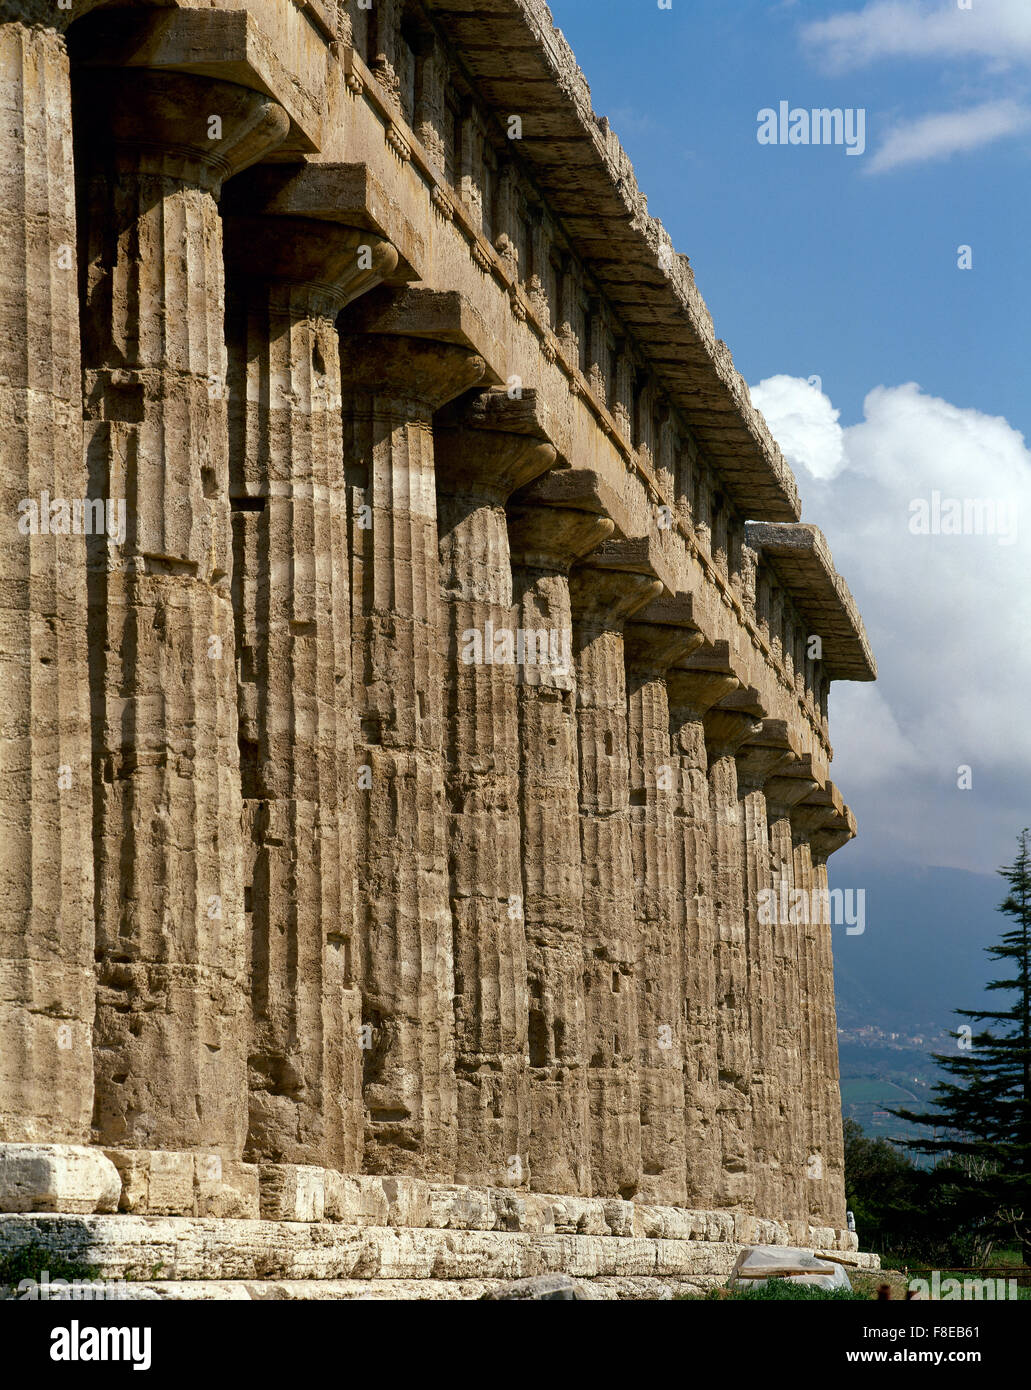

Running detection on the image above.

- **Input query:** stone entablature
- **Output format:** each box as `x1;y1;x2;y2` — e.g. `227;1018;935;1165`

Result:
0;0;877;1294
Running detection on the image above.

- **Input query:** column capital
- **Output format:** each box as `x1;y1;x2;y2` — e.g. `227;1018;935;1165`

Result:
625;592;705;675
345;285;500;361
508;505;615;574
224;218;399;317
791;780;847;842
339;336;487;414
735;719;797;796
222;164;402;315
435;388;558;502
807;789;857;863
811;807;857;862
340;287;493;412
570;537;669;629
703;687;766;758
72;69;289;192
764;752;822;818
222;162;425;279
666;641;740;722
508;468;617;573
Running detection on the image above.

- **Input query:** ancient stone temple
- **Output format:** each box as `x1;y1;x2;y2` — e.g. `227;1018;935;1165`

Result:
0;0;878;1297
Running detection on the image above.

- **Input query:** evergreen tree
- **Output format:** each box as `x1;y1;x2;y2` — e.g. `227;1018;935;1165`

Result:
889;830;1031;1262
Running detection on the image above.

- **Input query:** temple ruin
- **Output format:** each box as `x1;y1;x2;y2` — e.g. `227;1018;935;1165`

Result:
0;0;878;1297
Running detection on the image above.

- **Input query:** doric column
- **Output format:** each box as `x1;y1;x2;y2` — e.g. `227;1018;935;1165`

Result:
808;790;856;1230
340;291;486;1178
624;594;704;1206
74;68;288;1156
569;541;663;1199
702;678;765;1210
507;470;615;1194
666;645;739;1209
221;168;399;1171
735;721;796;1221
790;784;848;1227
433;388;557;1187
763;752;821;1232
0;16;94;1144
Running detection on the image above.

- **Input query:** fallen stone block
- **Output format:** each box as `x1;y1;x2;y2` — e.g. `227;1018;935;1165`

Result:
730;1244;852;1292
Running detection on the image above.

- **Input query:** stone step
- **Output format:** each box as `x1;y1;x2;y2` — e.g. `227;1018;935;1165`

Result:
12;1275;725;1301
1;1214;771;1283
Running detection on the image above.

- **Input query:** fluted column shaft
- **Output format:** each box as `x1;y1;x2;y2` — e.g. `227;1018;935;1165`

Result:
763;755;820;1229
767;808;807;1226
666;670;735;1210
734;727;796;1220
736;774;781;1219
75;70;288;1155
790;830;823;1218
709;750;752;1209
570;565;660;1199
704;695;763;1210
435;391;556;1186
342;333;484;1177
224;211;397;1170
507;502;614;1193
810;839;850;1228
624;610;702;1206
0;21;93;1142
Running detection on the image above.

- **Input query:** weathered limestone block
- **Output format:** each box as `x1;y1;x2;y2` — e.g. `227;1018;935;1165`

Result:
485;1273;595;1299
666;648;739;1210
73;67;289;1156
0;1143;119;1214
704;684;765;1210
0;19;94;1146
569;544;663;1201
735;722;795;1222
624;594;705;1206
425;1184;494;1230
103;1148;259;1218
602;1199;637;1237
194;1158;260;1220
507;471;616;1195
547;1195;610;1235
764;752;820;1225
434;388;557;1188
259;1164;327;1223
341;290;486;1178
222;168;399;1173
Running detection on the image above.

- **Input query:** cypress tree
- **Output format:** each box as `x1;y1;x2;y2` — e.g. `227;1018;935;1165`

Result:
889;829;1031;1262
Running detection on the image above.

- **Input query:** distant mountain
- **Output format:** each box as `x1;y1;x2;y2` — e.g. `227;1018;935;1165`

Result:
828;862;1005;1147
830;862;1001;1035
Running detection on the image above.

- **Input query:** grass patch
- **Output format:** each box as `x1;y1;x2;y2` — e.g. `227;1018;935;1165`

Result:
676;1278;868;1301
0;1241;100;1299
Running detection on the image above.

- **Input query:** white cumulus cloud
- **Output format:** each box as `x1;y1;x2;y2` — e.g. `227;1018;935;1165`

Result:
750;376;846;480
751;375;1031;871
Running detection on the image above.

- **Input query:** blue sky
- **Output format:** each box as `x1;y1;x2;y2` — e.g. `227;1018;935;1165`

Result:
549;0;1031;879
548;0;1031;436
